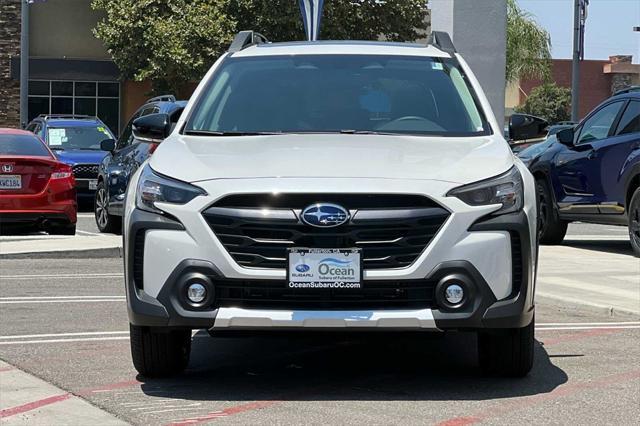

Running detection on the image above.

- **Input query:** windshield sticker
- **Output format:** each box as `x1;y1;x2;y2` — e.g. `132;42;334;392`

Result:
431;62;444;71
48;128;66;146
97;126;110;136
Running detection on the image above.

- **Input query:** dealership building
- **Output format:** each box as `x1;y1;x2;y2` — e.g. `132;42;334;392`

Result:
0;0;153;134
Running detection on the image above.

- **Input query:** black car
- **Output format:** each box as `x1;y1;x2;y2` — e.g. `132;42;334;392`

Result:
94;95;187;233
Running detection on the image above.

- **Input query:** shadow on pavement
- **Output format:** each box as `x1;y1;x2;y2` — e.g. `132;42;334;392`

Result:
138;332;568;402
562;239;634;257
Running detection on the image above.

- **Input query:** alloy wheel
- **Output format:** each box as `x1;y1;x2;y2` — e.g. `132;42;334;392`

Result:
95;187;109;229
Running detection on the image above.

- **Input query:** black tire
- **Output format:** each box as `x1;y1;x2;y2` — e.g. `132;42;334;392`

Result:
130;324;191;377
94;181;121;234
478;316;535;377
536;178;568;244
47;223;76;235
628;187;640;257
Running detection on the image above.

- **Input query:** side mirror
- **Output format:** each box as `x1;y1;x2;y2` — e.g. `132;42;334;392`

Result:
100;138;116;152
509;114;549;141
132;113;171;143
556;127;575;147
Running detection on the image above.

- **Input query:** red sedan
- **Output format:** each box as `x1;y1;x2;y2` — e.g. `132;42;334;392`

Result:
0;128;77;235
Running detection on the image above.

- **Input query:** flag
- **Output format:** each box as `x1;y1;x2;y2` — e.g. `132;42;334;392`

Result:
298;0;325;41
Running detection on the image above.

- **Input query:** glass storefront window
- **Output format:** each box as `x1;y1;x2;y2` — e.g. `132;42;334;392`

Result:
27;80;120;133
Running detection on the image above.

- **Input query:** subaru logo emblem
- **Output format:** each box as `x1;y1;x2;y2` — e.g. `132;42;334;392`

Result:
301;203;350;228
295;264;310;273
1;164;13;173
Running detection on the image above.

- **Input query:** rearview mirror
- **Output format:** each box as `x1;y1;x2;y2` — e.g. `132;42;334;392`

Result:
100;138;116;152
509;114;548;141
132;113;171;143
556;127;575;146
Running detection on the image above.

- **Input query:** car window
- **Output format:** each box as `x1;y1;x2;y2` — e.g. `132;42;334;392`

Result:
615;101;640;135
186;55;490;137
577;102;624;144
117;112;141;150
0;134;52;157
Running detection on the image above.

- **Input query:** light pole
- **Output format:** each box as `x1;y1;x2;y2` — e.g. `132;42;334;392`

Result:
571;0;588;122
19;0;30;128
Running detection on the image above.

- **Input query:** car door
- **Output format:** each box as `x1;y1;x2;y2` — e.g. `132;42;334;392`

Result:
122;104;159;183
608;100;640;212
106;110;142;214
553;100;626;214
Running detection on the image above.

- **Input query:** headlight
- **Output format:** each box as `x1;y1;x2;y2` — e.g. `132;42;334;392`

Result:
136;164;205;214
447;166;523;215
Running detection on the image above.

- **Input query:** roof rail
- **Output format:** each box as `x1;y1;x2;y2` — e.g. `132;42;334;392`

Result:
38;114;94;120
427;31;456;54
146;94;176;103
613;86;640;96
228;30;269;53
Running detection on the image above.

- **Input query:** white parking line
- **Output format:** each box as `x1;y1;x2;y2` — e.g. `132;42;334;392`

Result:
1;273;123;280
0;331;129;340
0;299;124;304
0;323;638;345
0;296;124;300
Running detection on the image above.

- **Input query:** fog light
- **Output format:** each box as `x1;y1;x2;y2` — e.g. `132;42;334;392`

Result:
187;282;207;303
444;284;464;305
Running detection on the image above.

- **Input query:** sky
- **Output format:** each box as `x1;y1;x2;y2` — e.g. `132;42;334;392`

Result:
518;0;640;63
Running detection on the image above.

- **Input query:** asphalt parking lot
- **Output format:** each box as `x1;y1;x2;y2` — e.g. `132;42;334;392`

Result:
1;223;639;425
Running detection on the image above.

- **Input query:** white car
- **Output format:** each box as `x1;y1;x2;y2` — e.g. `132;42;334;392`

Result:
124;31;541;378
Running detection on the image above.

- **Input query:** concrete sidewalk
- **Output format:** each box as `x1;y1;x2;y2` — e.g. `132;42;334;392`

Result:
0;234;121;259
537;238;640;316
0;360;127;425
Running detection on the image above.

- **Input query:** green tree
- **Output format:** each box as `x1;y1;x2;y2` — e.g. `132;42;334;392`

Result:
506;0;552;83
92;0;428;94
516;83;571;124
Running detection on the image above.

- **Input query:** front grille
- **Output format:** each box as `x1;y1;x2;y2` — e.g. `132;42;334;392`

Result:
72;164;99;179
214;278;437;310
203;194;450;270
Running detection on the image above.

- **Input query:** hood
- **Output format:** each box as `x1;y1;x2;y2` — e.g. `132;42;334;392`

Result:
53;149;108;166
150;133;513;185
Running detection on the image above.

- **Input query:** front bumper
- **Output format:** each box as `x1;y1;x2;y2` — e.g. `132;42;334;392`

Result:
125;205;535;332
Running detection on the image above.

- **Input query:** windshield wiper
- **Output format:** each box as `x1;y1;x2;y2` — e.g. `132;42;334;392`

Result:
184;130;283;136
339;130;395;135
49;146;64;151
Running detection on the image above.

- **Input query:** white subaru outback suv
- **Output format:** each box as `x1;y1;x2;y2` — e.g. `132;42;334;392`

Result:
124;31;541;378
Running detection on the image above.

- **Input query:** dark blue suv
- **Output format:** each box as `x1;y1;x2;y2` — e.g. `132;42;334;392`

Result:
529;91;640;256
25;115;115;200
94;95;187;233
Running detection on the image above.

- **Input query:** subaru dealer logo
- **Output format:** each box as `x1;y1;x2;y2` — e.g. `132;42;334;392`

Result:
295;264;310;273
1;164;13;173
301;203;349;227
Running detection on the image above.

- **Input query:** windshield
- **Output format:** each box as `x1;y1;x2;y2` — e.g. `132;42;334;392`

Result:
0;134;51;157
186;55;490;137
46;125;114;150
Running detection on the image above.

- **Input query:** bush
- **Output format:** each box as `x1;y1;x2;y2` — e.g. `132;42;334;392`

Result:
517;83;571;124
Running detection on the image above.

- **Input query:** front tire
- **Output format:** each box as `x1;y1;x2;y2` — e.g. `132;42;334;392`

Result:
536;178;567;244
629;187;640;257
130;324;191;377
94;181;121;234
478;316;535;377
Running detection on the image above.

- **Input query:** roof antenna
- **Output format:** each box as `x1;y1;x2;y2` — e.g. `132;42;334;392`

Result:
298;0;325;41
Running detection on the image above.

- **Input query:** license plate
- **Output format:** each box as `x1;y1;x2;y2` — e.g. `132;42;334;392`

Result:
88;180;98;190
288;248;362;289
0;175;21;190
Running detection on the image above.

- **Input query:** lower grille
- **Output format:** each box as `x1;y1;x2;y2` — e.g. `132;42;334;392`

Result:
214;278;437;310
203;193;450;270
72;164;99;179
510;231;523;297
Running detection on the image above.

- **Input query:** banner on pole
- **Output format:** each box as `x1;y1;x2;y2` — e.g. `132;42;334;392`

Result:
298;0;325;41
